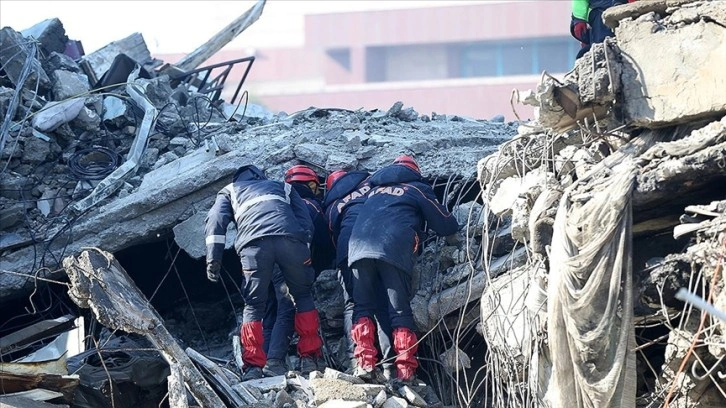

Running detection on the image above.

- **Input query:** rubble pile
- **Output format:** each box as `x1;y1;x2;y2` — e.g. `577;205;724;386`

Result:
2;0;725;407
472;1;726;407
1;10;515;408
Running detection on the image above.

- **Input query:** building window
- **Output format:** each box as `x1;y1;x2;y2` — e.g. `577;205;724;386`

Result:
327;48;351;71
459;37;576;78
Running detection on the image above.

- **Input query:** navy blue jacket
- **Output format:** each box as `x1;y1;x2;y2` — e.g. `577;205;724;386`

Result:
204;179;313;263
291;182;335;274
348;165;459;272
323;171;371;268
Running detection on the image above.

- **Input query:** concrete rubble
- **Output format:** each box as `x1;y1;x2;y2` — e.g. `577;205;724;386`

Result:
1;0;725;407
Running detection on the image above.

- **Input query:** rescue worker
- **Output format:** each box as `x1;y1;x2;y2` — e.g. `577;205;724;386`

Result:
323;170;392;376
204;164;324;380
262;165;334;376
571;0;634;58
347;155;459;382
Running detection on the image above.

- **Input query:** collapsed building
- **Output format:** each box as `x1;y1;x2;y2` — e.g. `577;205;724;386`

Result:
1;0;725;407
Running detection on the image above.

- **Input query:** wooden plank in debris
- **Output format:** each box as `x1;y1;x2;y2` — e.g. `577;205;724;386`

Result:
0;395;69;408
0;389;63;402
0;315;75;357
173;0;266;72
186;347;257;405
0;372;78;401
61;249;225;408
167;365;189;408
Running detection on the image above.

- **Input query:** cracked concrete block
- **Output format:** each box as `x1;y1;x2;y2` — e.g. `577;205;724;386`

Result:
0;27;50;91
21;135;51;164
311;378;368;405
52;70;90;101
319;400;369;408
398;385;427;407
355;384;386;398
294;143;329;166
383;396;409;408
373;390;388;408
43;51;80;74
21;18;68;56
32;98;85;132
324;368;364;384
72;106;101;132
617;6;726;127
243;375;288;392
173;211;235;259
326;152;358;171
139;146;216;192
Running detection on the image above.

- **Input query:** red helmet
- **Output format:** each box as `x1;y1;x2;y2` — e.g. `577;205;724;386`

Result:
326;170;347;190
285;165;319;184
393;155;419;173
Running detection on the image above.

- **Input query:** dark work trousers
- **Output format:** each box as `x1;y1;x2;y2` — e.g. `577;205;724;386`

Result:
351;258;416;333
263;266;295;361
339;262;394;367
240;236;316;323
577;8;615;59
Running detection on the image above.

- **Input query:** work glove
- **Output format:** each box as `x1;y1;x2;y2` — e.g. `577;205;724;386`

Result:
206;260;221;283
570;17;590;44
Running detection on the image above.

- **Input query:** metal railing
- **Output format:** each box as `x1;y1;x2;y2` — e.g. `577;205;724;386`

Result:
178;56;255;105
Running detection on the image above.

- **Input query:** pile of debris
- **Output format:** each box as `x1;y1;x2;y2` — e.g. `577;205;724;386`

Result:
472;1;726;407
1;6;516;408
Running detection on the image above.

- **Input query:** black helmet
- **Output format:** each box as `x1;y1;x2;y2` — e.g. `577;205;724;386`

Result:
233;165;266;182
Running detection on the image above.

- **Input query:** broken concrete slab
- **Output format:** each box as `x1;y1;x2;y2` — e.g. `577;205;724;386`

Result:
62;249;224;407
323;367;364;384
51;70;90;101
383;396;410;408
20;18;68;56
173;211;236;259
310;378;368;405
81;32;154;82
242;375;287;392
617;4;726;127
0;27;50;91
398;385;427;407
319;400;369;408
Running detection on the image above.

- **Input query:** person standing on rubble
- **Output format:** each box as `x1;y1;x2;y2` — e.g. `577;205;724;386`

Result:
323;169;393;377
347;155;459;383
204;164;324;380
261;165;334;376
570;0;635;58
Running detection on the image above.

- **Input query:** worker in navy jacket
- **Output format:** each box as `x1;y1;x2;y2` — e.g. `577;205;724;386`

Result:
324;170;392;375
262;165;334;376
347;156;459;382
204;164;324;380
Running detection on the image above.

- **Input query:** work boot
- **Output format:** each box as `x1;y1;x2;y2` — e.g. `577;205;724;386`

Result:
393;327;419;382
241;366;263;381
351;317;378;380
294;310;323;359
240;321;267;368
263;358;288;377
299;355;324;375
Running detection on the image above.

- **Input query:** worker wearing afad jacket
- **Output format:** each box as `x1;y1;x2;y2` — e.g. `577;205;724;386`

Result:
347;156;459;382
324;170;393;376
204;165;324;381
262;165;334;376
570;0;634;58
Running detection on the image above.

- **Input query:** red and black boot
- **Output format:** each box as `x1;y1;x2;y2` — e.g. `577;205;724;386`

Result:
351;317;378;381
393;327;419;383
240;321;266;380
295;309;324;374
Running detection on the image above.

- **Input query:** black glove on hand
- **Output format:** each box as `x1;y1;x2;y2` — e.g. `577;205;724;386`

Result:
206;260;221;283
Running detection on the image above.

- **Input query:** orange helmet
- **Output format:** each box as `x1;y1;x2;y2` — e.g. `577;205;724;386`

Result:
326;170;347;190
393;155;419;173
285;165;319;184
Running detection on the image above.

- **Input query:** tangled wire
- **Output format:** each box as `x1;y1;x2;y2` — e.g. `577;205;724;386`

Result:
68;146;122;181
